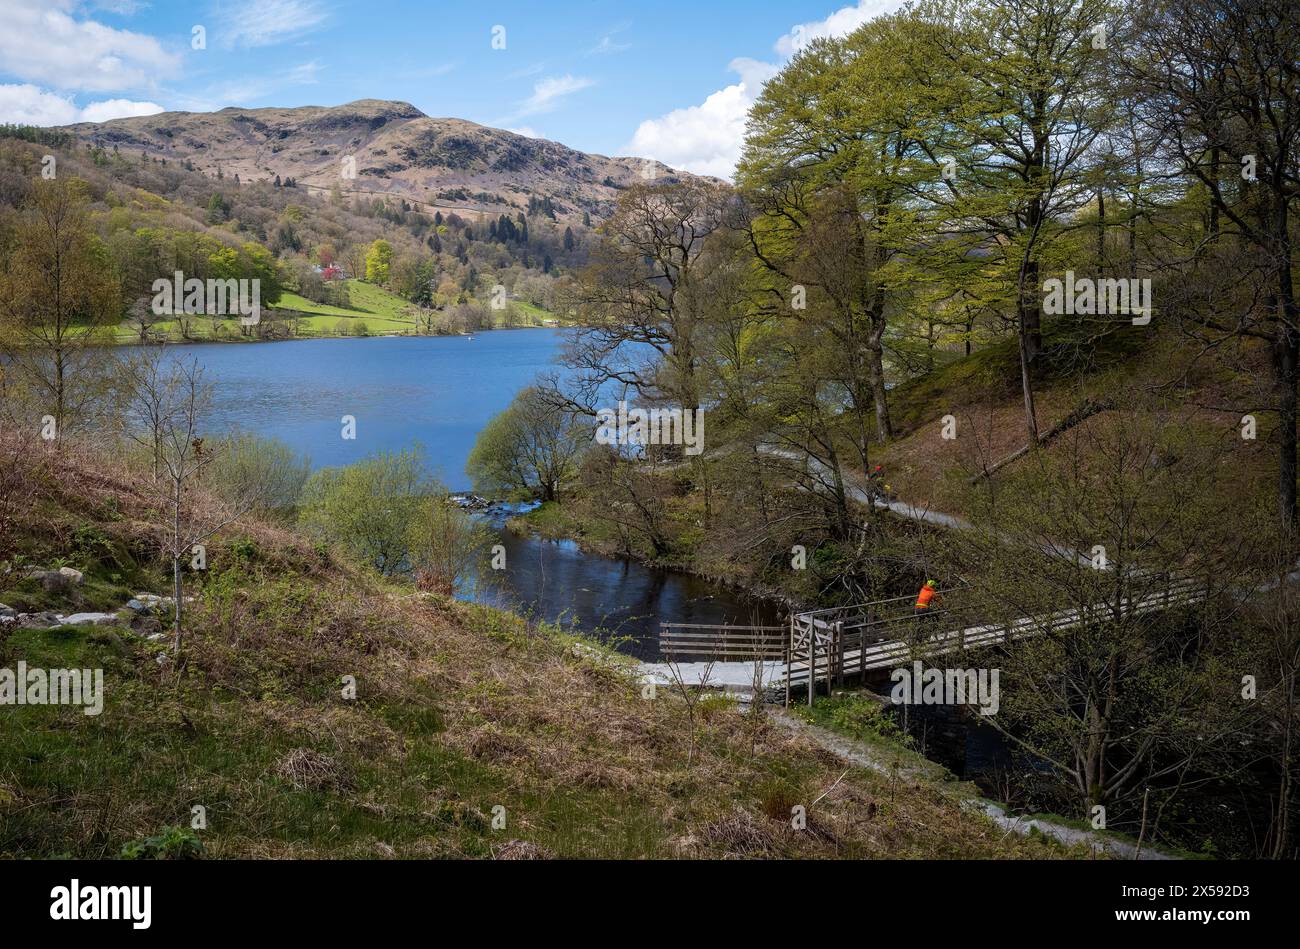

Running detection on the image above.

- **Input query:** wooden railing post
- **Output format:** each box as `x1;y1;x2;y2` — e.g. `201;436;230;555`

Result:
785;615;792;709
807;625;816;708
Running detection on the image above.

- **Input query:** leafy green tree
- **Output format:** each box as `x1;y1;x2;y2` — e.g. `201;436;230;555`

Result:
206;193;230;225
904;0;1118;440
0;177;116;434
364;238;394;284
298;447;436;576
468;387;587;501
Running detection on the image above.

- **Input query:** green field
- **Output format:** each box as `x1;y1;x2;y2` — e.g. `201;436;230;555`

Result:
111;280;556;342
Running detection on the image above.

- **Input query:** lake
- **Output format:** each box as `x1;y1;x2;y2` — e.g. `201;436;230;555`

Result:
131;331;783;655
153;331;566;488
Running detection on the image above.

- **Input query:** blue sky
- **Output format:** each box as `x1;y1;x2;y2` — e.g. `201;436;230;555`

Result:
0;0;904;177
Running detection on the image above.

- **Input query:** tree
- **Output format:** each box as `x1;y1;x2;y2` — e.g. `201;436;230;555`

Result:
563;179;732;414
134;356;251;657
364;238;393;284
206;193;230;225
297;447;436;576
907;0;1117;441
124;296;161;344
467;387;587;501
0;177;116;436
740;16;938;448
948;404;1259;823
1128;0;1300;535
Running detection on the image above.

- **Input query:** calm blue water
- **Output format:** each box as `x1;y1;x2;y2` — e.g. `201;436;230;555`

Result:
148;330;567;490
121;330;782;655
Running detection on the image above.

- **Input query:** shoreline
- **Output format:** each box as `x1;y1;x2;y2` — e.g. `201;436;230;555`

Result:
107;319;563;347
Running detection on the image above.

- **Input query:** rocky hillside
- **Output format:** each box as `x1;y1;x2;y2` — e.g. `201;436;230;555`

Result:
62;99;692;225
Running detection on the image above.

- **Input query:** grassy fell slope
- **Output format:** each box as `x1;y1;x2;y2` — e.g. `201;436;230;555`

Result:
0;439;1066;859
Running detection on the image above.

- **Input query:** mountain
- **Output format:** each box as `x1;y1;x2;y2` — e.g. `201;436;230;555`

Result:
61;99;692;225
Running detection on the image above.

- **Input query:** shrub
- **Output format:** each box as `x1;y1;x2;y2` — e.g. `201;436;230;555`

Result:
120;826;204;860
298;447;441;577
205;433;310;516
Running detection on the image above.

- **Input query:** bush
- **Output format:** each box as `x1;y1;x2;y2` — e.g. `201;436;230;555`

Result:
120;826;205;860
799;693;909;745
298;447;457;578
205;433;310;517
408;497;491;595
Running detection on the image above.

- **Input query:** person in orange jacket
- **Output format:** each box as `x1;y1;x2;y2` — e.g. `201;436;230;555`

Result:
914;579;939;617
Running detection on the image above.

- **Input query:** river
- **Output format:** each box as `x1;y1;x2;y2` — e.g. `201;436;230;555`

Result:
133;331;782;657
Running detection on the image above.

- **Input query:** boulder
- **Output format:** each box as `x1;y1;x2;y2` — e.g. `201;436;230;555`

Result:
0;603;15;620
23;566;84;593
57;612;119;627
17;611;60;629
57;567;84;585
26;570;68;593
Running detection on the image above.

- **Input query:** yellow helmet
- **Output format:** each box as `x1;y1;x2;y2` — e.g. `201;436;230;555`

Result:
925;580;937;588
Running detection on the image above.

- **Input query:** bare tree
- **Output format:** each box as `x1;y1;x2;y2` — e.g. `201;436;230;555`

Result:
1128;0;1300;535
561;179;732;415
140;357;250;657
121;346;179;482
947;404;1262;828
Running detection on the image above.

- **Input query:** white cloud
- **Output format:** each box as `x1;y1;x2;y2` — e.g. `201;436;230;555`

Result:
587;24;631;56
92;0;149;14
78;96;165;122
506;127;542;139
218;0;330;49
286;60;324;84
588;35;631;56
91;0;149;13
626;1;906;179
503;62;545;81
513;74;595;118
0;83;162;125
0;0;180;93
626;58;778;179
774;0;899;57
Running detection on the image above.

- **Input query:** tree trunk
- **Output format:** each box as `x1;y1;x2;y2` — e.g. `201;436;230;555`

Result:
1276;210;1298;537
1278;322;1298;537
1021;257;1042;362
172;476;183;655
1018;317;1040;443
867;301;892;443
172;552;183;654
1096;185;1106;272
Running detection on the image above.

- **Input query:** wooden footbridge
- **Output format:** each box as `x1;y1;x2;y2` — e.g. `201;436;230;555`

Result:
658;575;1208;706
